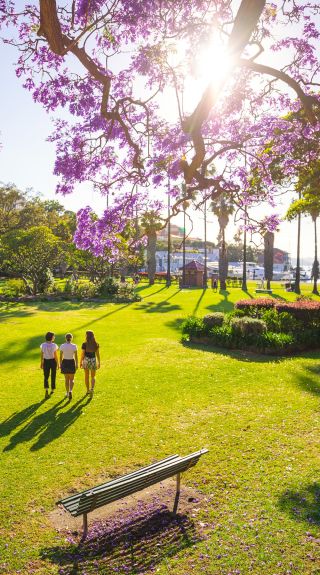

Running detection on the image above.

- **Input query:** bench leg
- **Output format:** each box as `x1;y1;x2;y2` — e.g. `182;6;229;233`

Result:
82;513;88;540
173;473;181;515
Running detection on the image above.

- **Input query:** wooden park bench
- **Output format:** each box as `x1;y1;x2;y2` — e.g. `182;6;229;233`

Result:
57;449;208;539
255;288;273;295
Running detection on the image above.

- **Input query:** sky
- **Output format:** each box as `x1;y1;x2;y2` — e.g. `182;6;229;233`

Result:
0;23;316;266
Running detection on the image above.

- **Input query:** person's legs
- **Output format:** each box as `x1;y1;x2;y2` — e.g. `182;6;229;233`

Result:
69;373;75;393
43;359;50;390
50;360;57;391
64;374;69;396
90;369;96;393
84;369;90;393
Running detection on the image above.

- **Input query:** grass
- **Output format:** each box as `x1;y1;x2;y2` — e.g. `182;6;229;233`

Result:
1;282;320;574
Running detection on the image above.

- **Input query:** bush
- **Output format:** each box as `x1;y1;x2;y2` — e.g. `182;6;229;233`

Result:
98;277;119;295
275;300;320;326
203;313;224;328
181;316;205;338
2;278;27;297
256;332;295;350
261;309;299;334
231;317;267;337
64;278;98;298
207;325;234;347
235;298;275;317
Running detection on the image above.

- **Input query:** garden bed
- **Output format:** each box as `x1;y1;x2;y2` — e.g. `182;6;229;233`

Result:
182;298;320;356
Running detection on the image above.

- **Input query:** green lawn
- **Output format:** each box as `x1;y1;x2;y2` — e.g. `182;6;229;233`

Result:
1;283;320;575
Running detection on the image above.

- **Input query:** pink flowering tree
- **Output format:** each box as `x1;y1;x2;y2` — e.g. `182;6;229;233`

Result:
1;1;320;255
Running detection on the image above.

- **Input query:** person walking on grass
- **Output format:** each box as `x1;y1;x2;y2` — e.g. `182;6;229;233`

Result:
60;333;78;400
80;330;100;395
40;332;58;399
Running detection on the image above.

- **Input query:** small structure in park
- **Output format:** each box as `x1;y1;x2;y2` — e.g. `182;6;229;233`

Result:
180;260;205;287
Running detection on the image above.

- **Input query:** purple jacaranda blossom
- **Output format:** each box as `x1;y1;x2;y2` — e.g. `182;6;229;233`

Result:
1;1;320;253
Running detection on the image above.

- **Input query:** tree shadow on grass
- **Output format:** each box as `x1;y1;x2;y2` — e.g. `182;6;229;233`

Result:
134;290;182;314
3;395;91;452
278;483;320;526
294;365;320;397
165;317;185;332
192;289;206;315
0;399;46;437
135;301;182;314
0;302;35;322
41;502;201;575
135;285;167;298
205;290;234;314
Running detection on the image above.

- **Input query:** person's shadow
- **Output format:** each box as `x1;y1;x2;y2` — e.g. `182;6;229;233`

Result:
2;395;91;452
0;400;46;438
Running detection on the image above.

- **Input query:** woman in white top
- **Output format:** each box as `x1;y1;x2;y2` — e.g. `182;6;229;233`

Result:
59;333;78;400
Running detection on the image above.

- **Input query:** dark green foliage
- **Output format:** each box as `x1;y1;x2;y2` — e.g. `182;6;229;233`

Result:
203;313;224;328
181;316;205;337
99;277;120;295
261;309;299;334
256;332;295;350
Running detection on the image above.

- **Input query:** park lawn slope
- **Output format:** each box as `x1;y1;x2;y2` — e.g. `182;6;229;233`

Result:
0;284;320;574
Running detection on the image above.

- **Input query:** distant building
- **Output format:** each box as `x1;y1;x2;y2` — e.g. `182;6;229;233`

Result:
155;248;219;273
258;248;291;273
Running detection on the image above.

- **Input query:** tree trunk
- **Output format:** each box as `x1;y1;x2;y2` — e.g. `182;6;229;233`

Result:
294;211;301;294
263;231;274;290
147;229;157;285
312;216;319;295
219;229;228;290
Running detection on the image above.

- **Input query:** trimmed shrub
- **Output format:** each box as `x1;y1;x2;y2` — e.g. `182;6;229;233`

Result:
275;301;320;326
231;317;267;337
203;313;224;328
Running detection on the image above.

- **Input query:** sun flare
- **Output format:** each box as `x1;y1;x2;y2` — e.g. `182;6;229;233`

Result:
195;37;233;89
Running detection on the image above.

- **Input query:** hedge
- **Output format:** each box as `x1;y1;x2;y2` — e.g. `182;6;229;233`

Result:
235;298;320;326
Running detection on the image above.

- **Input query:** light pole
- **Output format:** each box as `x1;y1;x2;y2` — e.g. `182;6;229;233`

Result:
203;196;208;288
242;206;248;291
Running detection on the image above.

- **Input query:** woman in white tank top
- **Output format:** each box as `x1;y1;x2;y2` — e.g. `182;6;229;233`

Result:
59;333;78;400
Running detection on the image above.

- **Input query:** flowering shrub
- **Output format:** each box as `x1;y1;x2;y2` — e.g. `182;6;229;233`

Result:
236;298;320;328
275;301;320;326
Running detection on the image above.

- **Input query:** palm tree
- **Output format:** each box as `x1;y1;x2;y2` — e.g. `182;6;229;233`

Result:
287;161;320;295
212;195;234;290
141;211;163;285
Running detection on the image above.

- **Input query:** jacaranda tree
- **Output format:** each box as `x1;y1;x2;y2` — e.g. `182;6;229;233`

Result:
1;1;320;256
